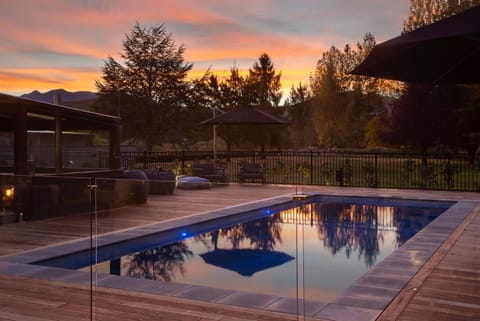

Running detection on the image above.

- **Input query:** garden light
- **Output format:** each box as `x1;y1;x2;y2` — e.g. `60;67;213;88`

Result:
2;186;14;201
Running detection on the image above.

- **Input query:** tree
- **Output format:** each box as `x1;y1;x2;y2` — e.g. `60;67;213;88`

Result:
288;82;311;105
457;87;480;162
95;23;193;150
286;83;316;148
208;67;252;153
310;36;391;149
248;53;282;110
311;46;347;147
388;84;467;151
219;67;251;109
178;72;220;148
364;113;392;148
403;0;480;32
346;34;402;148
228;54;286;150
249;53;286;149
309;31;403;149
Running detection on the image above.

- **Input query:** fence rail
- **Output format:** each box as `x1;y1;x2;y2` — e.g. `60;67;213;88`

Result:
120;150;480;192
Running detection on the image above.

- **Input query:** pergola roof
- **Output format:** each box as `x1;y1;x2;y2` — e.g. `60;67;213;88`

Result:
0;93;120;131
0;92;121;174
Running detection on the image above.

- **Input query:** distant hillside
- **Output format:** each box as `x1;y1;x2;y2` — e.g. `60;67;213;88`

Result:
61;98;98;110
21;89;98;110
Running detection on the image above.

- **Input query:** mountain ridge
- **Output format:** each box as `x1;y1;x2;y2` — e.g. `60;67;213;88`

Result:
21;88;97;103
21;89;98;110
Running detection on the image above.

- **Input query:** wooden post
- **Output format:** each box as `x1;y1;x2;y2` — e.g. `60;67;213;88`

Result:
14;106;28;175
55;115;63;173
109;123;121;169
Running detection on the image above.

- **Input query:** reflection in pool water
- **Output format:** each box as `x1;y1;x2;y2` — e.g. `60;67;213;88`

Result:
93;201;444;301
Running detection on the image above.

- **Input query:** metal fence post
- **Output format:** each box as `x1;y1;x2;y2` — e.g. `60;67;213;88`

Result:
310;150;314;185
181;150;185;171
375;153;378;188
446;153;452;190
143;150;147;169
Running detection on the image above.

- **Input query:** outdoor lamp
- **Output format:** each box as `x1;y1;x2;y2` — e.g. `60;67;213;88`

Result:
2;186;14;201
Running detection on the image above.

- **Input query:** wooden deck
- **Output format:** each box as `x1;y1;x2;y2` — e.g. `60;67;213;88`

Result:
0;184;479;320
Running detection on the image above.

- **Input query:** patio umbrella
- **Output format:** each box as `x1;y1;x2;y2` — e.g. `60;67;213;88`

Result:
199;248;294;276
201;105;290;125
350;5;480;84
200;105;290;161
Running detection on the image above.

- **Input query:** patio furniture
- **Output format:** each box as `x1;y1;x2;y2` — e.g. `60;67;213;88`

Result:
176;176;211;190
239;163;265;184
121;170;149;204
192;162;228;183
142;168;175;195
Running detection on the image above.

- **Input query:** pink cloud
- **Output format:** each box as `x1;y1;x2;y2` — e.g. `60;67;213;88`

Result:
0;0;410;97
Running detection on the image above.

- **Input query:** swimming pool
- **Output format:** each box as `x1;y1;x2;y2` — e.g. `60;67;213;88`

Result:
35;195;452;303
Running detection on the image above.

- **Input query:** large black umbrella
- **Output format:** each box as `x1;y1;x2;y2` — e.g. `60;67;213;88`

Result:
350;5;480;84
199;248;294;276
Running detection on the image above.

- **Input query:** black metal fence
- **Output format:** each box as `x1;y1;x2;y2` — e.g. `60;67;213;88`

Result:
120;150;480;192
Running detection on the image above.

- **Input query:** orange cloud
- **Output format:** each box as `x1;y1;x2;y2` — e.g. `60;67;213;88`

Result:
0;68;100;94
0;0;409;99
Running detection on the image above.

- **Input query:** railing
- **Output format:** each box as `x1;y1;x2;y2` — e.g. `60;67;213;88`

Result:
0;146;134;172
120;150;480;192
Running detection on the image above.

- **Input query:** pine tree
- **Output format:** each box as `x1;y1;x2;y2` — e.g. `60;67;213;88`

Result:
248;53;282;110
96;23;193;150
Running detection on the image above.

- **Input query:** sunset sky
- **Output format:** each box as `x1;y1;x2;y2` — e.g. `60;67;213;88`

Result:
0;0;410;99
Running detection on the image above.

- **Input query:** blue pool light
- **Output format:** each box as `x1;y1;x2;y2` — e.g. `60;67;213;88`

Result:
265;209;271;214
181;232;188;237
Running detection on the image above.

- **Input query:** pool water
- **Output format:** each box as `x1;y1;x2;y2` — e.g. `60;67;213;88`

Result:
61;198;449;302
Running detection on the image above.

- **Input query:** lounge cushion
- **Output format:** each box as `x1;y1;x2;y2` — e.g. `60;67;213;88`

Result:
176;176;211;190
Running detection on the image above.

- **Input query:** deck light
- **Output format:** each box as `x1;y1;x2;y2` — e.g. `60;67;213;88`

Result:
2;186;14;201
292;194;308;201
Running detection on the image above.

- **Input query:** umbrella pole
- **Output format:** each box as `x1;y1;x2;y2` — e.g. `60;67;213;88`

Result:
213;106;217;167
213;125;217;167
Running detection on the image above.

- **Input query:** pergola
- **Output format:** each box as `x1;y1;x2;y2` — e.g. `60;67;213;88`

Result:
0;93;121;175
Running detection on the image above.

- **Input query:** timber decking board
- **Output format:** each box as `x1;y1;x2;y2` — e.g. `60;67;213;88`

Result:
0;184;479;321
383;201;480;321
0;275;307;321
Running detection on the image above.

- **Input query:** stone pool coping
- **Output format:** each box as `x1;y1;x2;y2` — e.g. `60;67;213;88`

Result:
0;192;477;321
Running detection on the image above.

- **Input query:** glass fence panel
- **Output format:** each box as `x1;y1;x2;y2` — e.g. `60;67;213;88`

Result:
0;174;94;320
0;169;358;320
93;175;151;320
93;175;300;320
